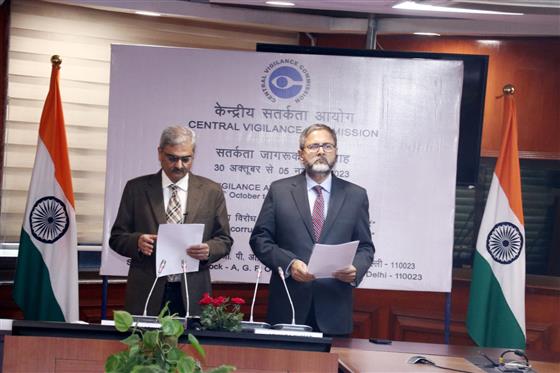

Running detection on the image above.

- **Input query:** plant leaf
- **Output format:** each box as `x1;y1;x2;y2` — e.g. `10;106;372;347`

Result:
121;333;141;349
166;347;185;363
129;343;141;358
158;301;170;319
163;335;179;348
187;333;205;359
142;329;159;349
161;317;183;337
105;354;124;373
176;356;197;373
173;322;185;338
114;310;134;332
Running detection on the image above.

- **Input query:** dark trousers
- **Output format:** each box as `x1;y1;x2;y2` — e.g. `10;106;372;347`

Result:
161;281;186;316
305;297;350;338
305;298;320;331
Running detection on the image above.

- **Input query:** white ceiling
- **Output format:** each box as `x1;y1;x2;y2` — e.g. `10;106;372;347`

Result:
47;0;560;36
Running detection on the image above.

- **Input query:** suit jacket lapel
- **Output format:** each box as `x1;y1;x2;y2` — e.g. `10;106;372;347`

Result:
290;173;315;241
146;170;167;225
321;175;346;240
185;173;203;224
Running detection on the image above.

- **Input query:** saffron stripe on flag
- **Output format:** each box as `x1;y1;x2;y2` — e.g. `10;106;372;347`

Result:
494;96;523;225
38;65;74;208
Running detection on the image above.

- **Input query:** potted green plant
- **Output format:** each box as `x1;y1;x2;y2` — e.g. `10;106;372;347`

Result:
105;304;235;373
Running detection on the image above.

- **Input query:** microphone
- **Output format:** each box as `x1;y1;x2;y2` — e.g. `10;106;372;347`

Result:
499;349;530;370
181;260;190;319
181;259;201;330
143;259;166;316
241;265;271;330
272;266;312;332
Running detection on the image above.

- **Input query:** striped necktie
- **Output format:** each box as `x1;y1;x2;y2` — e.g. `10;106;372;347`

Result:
166;184;182;282
166;184;182;224
312;185;324;242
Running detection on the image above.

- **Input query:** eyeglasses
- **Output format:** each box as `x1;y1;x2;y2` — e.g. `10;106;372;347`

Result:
304;143;336;153
164;153;193;163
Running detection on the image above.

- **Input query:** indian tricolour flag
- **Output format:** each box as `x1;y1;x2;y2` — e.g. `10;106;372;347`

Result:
13;56;79;322
467;94;525;349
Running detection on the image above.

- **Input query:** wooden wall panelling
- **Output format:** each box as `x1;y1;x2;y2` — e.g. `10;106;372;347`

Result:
550;197;560;276
301;34;560;160
524;284;560;352
0;283;23;321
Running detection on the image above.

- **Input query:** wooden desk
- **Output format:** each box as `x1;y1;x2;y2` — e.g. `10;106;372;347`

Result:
2;335;339;373
336;349;482;372
4;331;560;373
333;338;560;373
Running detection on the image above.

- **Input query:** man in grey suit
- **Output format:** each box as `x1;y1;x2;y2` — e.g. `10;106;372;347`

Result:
110;126;232;316
250;123;374;335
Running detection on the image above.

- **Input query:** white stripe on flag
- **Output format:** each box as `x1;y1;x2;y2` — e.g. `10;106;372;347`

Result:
22;140;79;322
475;173;526;336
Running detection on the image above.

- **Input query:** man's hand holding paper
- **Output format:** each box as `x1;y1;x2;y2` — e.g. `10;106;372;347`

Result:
307;240;359;280
290;259;315;282
155;223;204;277
186;243;210;261
333;265;357;283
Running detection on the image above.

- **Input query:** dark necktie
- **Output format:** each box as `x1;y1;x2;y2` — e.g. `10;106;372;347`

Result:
312;185;324;242
166;184;182;224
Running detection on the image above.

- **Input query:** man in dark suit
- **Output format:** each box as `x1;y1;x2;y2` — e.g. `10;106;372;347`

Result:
250;123;374;335
110;126;232;316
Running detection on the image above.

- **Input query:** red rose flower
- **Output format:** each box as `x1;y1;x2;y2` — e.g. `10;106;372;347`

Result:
212;296;226;307
199;294;244;331
199;292;213;305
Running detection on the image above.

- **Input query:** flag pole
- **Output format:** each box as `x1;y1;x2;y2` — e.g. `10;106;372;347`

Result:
444;292;451;344
101;275;108;320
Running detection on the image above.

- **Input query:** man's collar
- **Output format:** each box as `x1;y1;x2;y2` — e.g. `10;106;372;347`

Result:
305;172;332;193
161;171;189;191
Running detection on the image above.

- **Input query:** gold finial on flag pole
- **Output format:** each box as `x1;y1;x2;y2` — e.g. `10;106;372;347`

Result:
51;55;62;67
503;84;515;95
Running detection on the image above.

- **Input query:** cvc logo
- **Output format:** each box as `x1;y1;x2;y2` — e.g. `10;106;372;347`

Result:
260;59;311;103
268;66;303;98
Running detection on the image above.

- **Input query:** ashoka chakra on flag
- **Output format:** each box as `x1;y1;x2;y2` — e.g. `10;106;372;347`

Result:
486;222;523;264
29;196;69;244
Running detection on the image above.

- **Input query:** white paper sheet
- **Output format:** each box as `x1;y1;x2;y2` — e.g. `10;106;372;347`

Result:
307;240;359;278
155;224;204;277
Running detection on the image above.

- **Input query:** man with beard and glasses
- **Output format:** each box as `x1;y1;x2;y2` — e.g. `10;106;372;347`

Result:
250;123;374;336
110;126;232;317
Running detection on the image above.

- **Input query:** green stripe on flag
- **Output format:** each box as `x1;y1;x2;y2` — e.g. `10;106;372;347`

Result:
13;229;65;321
467;251;525;349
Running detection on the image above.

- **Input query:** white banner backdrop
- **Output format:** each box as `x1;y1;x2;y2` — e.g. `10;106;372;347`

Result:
100;44;463;292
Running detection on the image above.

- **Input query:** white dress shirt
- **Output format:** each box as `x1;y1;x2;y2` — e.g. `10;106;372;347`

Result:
305;172;332;219
162;171;189;282
162;171;189;221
